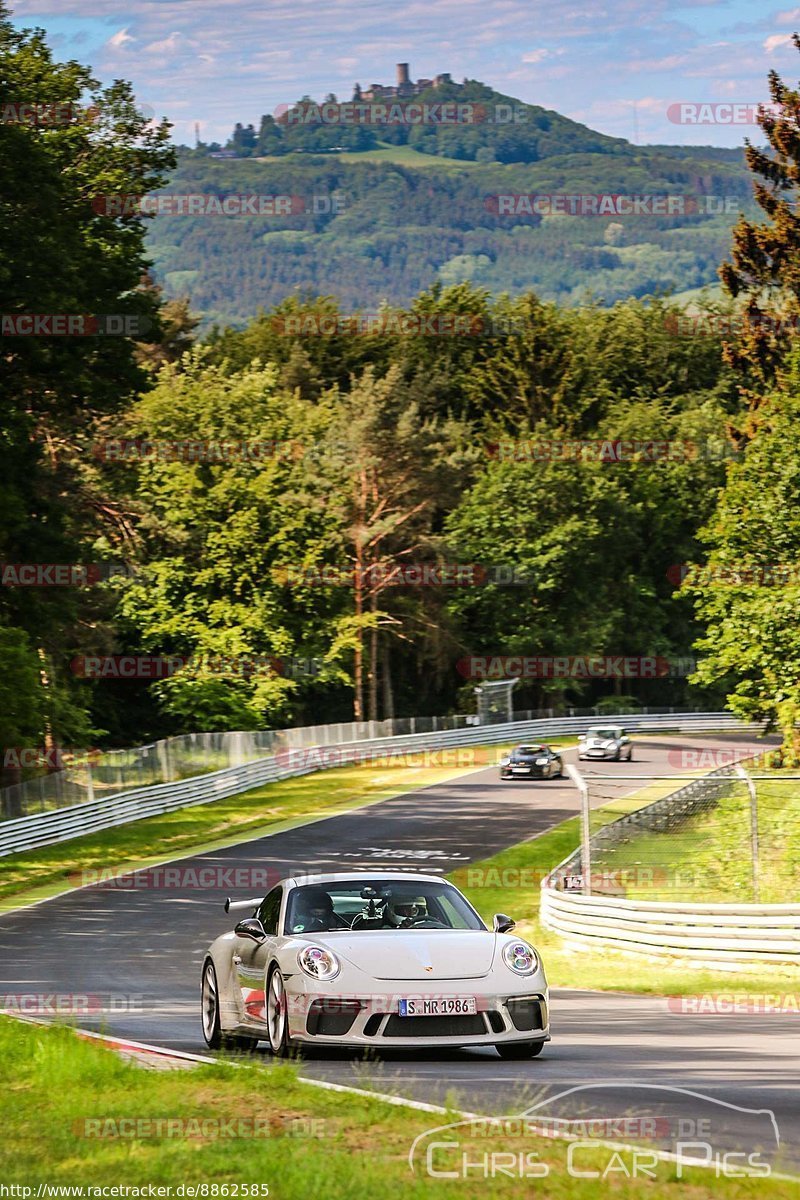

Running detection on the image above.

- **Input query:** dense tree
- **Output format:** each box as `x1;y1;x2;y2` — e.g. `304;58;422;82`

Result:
109;353;344;730
304;365;473;718
687;354;800;756
0;3;174;759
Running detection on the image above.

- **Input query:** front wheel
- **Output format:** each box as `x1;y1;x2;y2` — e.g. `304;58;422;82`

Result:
266;967;295;1058
627;749;633;761
496;1041;545;1060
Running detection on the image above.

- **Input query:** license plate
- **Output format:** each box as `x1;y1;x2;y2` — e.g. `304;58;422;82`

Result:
588;749;605;756
512;766;531;774
398;996;477;1016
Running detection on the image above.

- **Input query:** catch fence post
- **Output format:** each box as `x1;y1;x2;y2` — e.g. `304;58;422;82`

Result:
566;763;591;896
734;764;759;902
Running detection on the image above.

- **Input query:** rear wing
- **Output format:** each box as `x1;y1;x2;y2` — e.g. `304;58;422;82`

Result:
224;896;263;914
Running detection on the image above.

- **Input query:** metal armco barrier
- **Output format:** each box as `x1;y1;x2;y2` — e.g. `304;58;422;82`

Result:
541;763;800;966
0;710;755;857
540;890;800;964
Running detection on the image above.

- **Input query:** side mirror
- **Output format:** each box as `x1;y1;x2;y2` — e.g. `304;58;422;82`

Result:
493;913;516;934
234;917;267;943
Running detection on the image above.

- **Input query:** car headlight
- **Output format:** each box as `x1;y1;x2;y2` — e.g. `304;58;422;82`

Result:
502;940;539;975
298;946;340;980
535;757;548;765
500;757;511;767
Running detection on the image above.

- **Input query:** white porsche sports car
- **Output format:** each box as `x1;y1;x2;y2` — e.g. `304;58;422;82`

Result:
201;872;549;1059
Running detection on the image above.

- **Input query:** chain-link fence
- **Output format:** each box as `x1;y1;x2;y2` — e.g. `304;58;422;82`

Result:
553;760;800;905
0;705;730;822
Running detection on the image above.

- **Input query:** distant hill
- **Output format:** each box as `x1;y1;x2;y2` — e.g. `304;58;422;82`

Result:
205;79;633;165
148;82;755;326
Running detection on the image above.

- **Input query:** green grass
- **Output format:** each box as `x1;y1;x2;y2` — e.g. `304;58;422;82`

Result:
0;750;504;909
1;1017;797;1195
453;784;800;995
254;143;481;168
2;739;573;910
601;775;800;904
8;735;790;996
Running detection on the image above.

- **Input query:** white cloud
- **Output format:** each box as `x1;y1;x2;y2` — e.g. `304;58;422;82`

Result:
9;0;797;147
764;33;794;52
145;31;185;56
107;28;134;50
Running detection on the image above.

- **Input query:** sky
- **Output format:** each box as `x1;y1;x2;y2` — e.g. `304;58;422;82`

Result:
8;0;800;148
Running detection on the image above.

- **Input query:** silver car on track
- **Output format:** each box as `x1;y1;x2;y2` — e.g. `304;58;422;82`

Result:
201;872;549;1060
577;725;633;761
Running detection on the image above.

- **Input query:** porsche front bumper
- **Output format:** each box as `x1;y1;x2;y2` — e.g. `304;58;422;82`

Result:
285;982;550;1047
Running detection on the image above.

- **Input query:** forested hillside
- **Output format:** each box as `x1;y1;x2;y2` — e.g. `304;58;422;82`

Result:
5;6;800;762
147;148;754;325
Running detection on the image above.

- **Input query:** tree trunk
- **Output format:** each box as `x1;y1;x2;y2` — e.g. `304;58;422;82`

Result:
353;544;364;720
382;636;395;721
368;593;379;722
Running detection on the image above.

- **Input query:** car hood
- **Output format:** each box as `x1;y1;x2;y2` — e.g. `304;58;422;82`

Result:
316;930;498;980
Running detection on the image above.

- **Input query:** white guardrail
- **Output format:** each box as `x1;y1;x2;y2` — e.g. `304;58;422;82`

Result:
0;710;753;857
540;890;800;965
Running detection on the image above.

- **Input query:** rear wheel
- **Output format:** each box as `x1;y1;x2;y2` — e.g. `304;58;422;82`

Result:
496;1040;545;1060
201;960;259;1052
201;960;223;1048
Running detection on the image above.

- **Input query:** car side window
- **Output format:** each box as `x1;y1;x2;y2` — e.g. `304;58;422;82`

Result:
257;886;282;936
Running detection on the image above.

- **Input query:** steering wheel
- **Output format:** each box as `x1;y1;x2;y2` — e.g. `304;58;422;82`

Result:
410;917;447;928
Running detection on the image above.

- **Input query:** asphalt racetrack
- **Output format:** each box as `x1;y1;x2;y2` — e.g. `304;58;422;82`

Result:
1;732;797;1172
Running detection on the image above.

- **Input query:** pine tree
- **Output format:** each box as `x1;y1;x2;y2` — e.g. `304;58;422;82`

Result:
719;33;800;388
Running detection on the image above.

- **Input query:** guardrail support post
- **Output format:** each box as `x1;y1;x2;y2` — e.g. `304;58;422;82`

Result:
566;763;591;895
735;765;759;902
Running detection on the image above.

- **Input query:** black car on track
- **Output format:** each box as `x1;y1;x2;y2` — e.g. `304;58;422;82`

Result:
499;744;564;781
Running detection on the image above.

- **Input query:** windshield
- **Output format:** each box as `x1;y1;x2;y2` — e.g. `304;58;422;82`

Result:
588;727;620;740
513;745;545;757
284;880;485;934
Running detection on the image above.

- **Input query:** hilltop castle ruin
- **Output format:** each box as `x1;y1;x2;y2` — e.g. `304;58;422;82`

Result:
353;64;454;103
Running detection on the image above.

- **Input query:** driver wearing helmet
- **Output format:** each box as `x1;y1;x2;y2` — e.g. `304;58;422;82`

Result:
290;887;337;933
382;894;427;928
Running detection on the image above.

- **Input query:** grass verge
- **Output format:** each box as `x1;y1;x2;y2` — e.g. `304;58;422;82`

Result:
0;740;555;910
0;1017;796;1196
452;785;800;996
601;774;800;904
